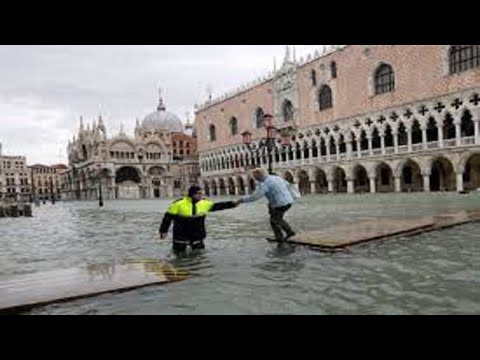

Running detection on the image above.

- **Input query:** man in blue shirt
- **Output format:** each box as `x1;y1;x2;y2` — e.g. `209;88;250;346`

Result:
237;168;300;242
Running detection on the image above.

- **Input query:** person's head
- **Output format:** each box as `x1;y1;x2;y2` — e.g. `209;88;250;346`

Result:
188;185;203;202
252;168;268;182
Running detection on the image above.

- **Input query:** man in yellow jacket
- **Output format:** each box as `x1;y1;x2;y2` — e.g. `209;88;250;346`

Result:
160;185;238;254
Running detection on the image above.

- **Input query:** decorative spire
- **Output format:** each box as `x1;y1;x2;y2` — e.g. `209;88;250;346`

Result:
119;123;125;136
284;45;291;63
98;115;104;126
293;46;296;63
274;57;277;72
157;87;166;111
185;111;193;129
79;116;84;130
206;84;213;102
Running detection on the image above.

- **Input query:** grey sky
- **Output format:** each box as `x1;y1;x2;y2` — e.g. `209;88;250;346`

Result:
0;45;323;165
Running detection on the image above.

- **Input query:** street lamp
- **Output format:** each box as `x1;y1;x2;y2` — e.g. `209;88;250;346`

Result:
95;164;104;207
50;178;55;205
241;114;297;175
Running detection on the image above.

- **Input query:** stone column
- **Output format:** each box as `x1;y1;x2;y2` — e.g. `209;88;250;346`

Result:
357;140;362;158
380;135;386;155
423;174;430;193
326;141;331;162
407;127;413;152
327;177;334;193
475;120;480;145
369;177;376;194
368;135;373;156
455;119;461;147
235;186;240;196
393;130;399;154
437;120;444;148
310;181;316;194
346;141;353;160
456;172;464;193
347;179;354;194
394;176;401;193
422;128;428;150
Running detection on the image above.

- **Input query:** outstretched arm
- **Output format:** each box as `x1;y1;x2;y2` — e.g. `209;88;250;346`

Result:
238;185;266;204
210;201;238;212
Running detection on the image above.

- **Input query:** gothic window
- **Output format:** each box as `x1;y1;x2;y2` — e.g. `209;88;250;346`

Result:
449;45;480;74
331;61;337;79
230;117;238;135
283;100;294;122
375;64;395;95
319;85;333;111
255;107;264;128
209;124;216;142
311;69;317;86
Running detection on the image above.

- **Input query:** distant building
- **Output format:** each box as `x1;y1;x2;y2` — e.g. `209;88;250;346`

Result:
29;164;68;202
0;149;30;203
63;92;200;200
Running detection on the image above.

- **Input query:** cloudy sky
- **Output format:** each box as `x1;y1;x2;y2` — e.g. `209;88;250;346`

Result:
0;45;324;165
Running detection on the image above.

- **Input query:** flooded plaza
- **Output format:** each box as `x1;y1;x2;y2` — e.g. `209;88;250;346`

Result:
1;192;480;315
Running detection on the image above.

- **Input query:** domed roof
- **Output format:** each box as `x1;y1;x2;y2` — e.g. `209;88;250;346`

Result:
141;93;184;133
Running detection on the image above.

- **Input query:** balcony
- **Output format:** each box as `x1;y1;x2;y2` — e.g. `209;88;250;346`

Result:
444;139;457;148
462;137;475;145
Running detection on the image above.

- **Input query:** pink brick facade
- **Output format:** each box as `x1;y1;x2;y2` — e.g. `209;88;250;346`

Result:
196;45;480;153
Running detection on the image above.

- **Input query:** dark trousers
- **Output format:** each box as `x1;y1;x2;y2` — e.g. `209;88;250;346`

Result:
173;240;205;254
269;204;295;241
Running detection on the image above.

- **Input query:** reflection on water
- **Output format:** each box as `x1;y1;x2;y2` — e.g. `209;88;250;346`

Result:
123;258;188;282
87;263;115;281
1;193;480;314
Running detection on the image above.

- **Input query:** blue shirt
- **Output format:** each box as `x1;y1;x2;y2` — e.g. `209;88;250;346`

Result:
240;175;298;208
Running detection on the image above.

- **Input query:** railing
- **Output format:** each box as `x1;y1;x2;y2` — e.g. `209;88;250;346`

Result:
372;148;382;156
444;138;457;148
386;147;395;155
398;145;409;153
461;137;475;145
412;144;423;152
427;141;439;149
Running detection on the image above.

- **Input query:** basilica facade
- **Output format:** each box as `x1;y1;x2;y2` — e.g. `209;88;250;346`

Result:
195;45;480;196
63;95;199;200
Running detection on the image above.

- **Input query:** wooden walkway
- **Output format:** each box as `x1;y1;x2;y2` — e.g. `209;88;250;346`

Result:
0;259;188;314
269;209;480;251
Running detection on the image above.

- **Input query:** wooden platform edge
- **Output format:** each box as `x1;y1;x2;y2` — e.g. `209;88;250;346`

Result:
401;217;480;239
266;217;480;252
0;277;185;315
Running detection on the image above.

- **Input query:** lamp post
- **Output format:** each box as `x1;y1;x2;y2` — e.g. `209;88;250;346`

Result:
96;164;104;207
50;178;55;205
241;114;297;175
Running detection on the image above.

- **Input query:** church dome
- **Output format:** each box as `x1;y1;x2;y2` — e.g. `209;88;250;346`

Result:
141;92;184;133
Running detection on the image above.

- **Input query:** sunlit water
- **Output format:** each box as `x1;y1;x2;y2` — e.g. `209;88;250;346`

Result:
1;192;480;315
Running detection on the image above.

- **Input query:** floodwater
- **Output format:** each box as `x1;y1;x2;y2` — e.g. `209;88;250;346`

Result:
1;193;480;315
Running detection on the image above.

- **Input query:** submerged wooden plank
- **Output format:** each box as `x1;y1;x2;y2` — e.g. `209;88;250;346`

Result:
268;209;480;250
0;259;188;314
285;218;436;249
